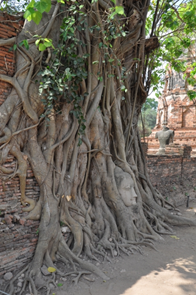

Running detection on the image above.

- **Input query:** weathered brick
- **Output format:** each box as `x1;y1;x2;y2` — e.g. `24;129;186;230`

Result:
146;154;196;207
144;70;196;155
0;13;39;278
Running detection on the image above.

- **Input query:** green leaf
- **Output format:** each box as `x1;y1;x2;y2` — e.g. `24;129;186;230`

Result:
27;0;35;9
44;0;51;12
187;90;196;100
24;8;42;25
23;40;29;50
43;41;52;47
57;283;63;287
23;7;35;20
13;44;17;50
35;39;40;46
31;11;42;25
28;0;51;13
115;6;125;15
19;40;29;50
39;43;46;51
43;39;54;48
78;137;82;146
35;0;48;13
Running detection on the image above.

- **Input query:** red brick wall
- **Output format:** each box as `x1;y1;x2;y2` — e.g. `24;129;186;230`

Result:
0;13;40;276
147;155;196;206
0;13;23;105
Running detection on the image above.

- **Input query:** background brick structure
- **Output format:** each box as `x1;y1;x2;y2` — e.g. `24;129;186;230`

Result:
146;67;196;155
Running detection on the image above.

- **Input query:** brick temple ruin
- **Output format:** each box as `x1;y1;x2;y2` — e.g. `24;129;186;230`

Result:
143;66;196;214
147;65;196;155
0;13;196;279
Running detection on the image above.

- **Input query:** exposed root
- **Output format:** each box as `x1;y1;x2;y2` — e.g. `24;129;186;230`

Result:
58;237;110;281
90;244;112;263
4;265;28;295
64;271;92;285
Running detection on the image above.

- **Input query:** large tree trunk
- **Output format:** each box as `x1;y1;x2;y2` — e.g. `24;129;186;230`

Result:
1;1;195;294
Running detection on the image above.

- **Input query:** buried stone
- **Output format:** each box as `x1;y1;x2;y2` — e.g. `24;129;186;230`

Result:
3;272;13;281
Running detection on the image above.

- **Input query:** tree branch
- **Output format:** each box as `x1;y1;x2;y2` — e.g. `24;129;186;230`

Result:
98;0;112;10
86;81;103;127
0;74;38;123
170;5;184;23
0;37;16;46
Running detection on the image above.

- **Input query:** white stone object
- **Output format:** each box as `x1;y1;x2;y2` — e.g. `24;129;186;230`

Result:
4;272;13;281
61;226;71;233
41;265;51;276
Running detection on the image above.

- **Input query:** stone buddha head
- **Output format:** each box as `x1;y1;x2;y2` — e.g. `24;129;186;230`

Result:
114;166;137;207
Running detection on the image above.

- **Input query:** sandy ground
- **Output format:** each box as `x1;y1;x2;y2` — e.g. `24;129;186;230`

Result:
52;200;196;295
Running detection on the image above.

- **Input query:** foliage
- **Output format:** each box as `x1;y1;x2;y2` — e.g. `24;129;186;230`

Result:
27;0;128;144
35;228;39;235
142;97;158;111
35;37;54;52
142;108;157;130
146;0;196;100
3;0;196;103
38;6;89;143
23;0;51;24
138;97;158;137
138;109;157;137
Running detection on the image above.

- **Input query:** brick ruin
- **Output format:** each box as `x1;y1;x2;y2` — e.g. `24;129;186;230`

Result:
142;65;196;209
146;146;196;208
147;66;196;155
0;13;39;277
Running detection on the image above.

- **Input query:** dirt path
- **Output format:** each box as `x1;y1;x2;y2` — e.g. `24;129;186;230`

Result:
52;200;196;295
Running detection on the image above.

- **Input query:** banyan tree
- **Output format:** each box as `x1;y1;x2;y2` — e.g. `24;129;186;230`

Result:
0;0;195;293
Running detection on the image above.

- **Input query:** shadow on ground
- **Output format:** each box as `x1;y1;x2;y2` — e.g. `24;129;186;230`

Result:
52;202;196;295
